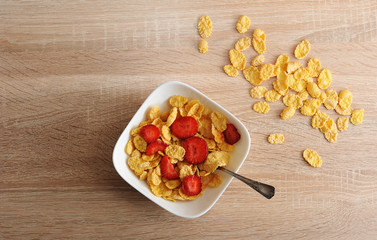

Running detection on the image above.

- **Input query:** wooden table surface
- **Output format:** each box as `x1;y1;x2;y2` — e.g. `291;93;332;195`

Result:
1;0;377;239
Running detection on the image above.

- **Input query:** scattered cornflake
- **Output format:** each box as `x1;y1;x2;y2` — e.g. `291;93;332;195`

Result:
335;105;353;116
303;149;322;168
287;62;302;74
294;68;310;82
268;133;284;144
350;109;364;125
311;110;329;129
324;89;338;110
229;49;246;70
275;54;289;72
235;37;251;51
338;90;353;109
252;101;270;114
169;95;188;108
290;78;307;92
251;54;265;67
198;40;208;53
265;89;281;102
166;107;178;126
282;94;304;109
324;129;338;143
280;106;295;120
318;92;327;103
259;63;275;81
307;82;322;98
337;117;349;131
300;99;321;116
294;40;311;59
307;58;321;77
317;69;332;89
243;66;262;85
252;29;266;54
297;90;309;100
133;135;147;152
211;111;227;132
198;16;212;38
250;86;267;99
148;106;160;120
224;64;238;77
320;118;336;134
125;140;134;155
236;15;251;33
166;145;186;161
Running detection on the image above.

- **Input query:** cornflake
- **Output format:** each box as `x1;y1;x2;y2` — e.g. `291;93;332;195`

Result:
303;149;322;168
235;37;251;51
198;16;212;39
283;94;304;109
243;66;262;85
268;133;284;144
251;55;265;67
350;109;364;125
317;69;332;89
275;55;289;72
337;117;349;131
307;58;321;77
229;49;246;70
287;62;302;74
252;29;266;54
280;106;295;120
265;89;281;102
224;65;238;77
297;90;309;100
199;151;230;173
294;40;311;59
125;140;134;155
253;101;270;114
335;105;352;116
148;106;160;120
338;90;352;109
300;99;321;116
259;63;275;81
311;110;329;129
199;40;208;53
133;135;147;152
324;89;338;110
236;15;251;33
307;82;321;98
166;107;178;126
290;79;307;92
211;111;227;132
250;86;268;99
169;95;188;108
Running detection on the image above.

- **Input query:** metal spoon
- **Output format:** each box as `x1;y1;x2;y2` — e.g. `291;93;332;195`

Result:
218;167;275;199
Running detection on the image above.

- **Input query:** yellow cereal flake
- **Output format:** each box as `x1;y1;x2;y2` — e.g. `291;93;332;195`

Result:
229;49;246;70
199;151;230;173
338;90;353;109
223;64;238;77
187;103;200;117
150;182;172;197
128;156;144;176
307;58;322;77
251;54;265;67
198;16;212;39
250;86;268;99
243;66;262;85
207;173;222;188
294;68;310;82
320;118;336;133
280;106;296;120
303;149;322;168
125;140;134;155
165;145;185;161
324;129;338;143
318;92;327;103
290;79;307;92
324;89;338;110
350;109;364;125
198;40;208;53
300;99;321;116
236;15;251;33
252;101;270;114
252;29;266;54
198;118;213;138
337;117;349;131
169;95;188;108
275;54;289;72
273;79;289;96
211;111;227;132
287;62;302;74
294;40;311;59
317;69;332;89
265;89;281;102
235;37;251;51
335;105;353;116
268;133;284;144
164;179;181;190
166;107;178;126
297;90;309;100
133;135;147;152
178;163;196;180
161;125;171;142
311;110;329;129
282;94;304;109
259;63;275;81
212;124;225;143
217;141;236;152
148;106;160;120
307;82;322;98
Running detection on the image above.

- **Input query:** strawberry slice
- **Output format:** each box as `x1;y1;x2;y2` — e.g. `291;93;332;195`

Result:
140;124;160;143
183;136;208;164
171;116;198;139
160;155;179;179
145;141;167;156
224;123;241;145
181;175;202;196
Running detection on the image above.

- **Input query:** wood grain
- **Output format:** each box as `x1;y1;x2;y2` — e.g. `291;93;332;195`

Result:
1;0;377;239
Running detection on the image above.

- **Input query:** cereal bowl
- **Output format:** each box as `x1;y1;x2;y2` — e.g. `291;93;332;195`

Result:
113;81;251;218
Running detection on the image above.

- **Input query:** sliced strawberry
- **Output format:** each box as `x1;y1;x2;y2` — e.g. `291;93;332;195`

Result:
223;123;241;145
181;175;202;196
183;136;208;164
171;116;198;139
140;124;160;143
145;141;167;156
160;155;179;179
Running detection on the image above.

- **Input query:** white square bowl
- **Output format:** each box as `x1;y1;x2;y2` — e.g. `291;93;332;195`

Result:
113;81;251;218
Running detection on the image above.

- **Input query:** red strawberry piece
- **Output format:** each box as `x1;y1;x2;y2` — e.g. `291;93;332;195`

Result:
160;155;179;179
223;123;241;145
181;175;202;196
183;136;208;164
145;141;167;156
140;124;160;143
171;116;198;139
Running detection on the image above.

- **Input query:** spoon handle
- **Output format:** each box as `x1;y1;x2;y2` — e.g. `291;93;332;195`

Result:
218;167;275;199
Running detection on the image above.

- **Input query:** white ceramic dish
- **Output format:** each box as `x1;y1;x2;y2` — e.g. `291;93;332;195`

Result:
113;81;251;218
